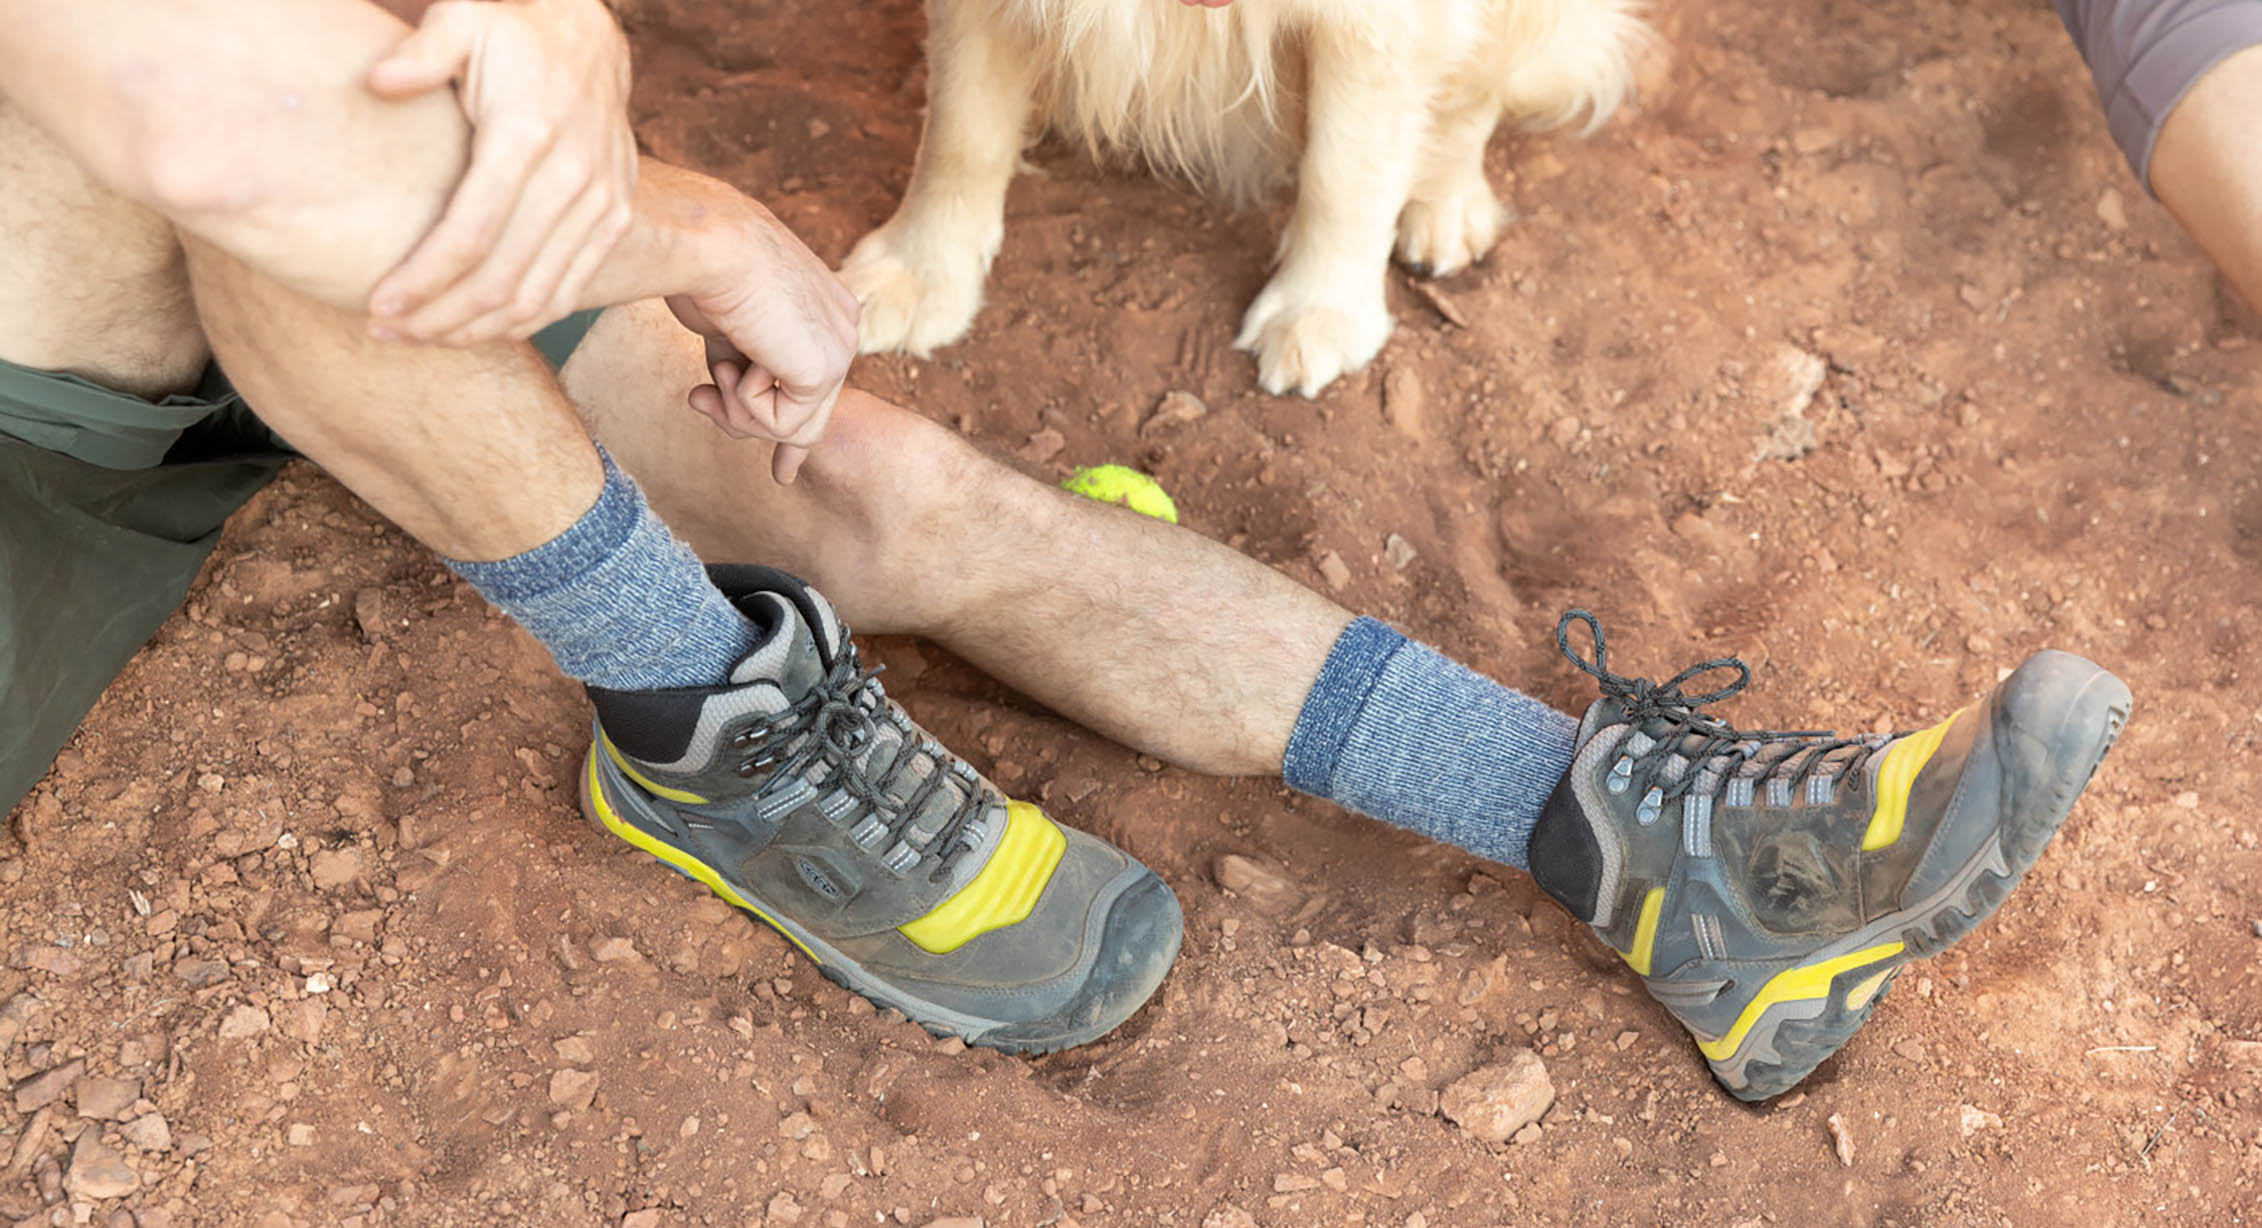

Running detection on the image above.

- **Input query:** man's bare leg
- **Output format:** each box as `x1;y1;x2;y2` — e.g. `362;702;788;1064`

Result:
0;103;205;399
182;239;600;565
2150;43;2262;314
562;302;1350;776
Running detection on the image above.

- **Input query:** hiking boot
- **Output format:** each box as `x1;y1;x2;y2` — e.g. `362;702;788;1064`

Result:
1528;611;2130;1100
578;565;1182;1053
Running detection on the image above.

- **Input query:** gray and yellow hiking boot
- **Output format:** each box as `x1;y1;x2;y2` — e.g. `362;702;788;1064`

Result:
1529;611;2130;1100
578;565;1182;1053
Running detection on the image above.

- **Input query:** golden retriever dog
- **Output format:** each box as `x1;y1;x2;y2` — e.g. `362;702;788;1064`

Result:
839;0;1650;396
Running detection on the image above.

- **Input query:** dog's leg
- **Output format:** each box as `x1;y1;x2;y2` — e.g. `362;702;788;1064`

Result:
1396;91;1507;278
839;2;1040;357
1233;29;1426;398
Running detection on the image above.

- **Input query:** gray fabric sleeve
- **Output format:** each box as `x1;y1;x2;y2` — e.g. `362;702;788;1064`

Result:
2054;0;2262;189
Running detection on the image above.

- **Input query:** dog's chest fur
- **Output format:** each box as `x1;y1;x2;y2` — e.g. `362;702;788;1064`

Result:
988;0;1357;197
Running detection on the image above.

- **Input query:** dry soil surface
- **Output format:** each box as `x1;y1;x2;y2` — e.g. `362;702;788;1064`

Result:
7;0;2262;1225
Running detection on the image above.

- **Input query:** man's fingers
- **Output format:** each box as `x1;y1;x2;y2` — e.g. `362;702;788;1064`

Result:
479;184;615;341
402;144;592;342
772;444;809;485
366;2;476;97
369;117;552;326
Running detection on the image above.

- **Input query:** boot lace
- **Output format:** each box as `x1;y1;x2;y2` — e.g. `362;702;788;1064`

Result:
727;648;987;882
1556;610;1882;821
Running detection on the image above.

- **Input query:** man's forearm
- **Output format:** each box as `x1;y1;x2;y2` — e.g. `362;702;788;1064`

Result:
0;0;748;317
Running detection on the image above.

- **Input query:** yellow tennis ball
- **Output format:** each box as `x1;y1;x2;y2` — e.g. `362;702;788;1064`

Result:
1062;464;1179;524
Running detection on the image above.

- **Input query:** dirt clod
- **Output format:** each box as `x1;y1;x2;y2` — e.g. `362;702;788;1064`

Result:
1439;1050;1554;1144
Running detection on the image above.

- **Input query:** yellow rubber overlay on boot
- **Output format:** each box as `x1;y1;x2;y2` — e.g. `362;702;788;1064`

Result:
897;801;1067;955
1845;968;1894;1011
600;731;711;807
1621;886;1667;977
1861;710;1962;851
583;750;820;964
1697;942;1904;1061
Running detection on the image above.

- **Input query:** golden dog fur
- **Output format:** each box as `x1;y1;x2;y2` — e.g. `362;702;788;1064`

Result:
842;0;1649;396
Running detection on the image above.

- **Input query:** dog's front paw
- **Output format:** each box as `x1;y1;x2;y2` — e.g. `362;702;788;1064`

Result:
1235;280;1395;398
838;225;990;357
1396;185;1507;278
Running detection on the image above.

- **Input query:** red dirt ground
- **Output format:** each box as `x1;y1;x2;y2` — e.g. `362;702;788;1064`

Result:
6;0;2261;1224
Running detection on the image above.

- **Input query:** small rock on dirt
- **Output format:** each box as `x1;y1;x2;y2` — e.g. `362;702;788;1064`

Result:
1212;855;1299;915
309;847;363;890
922;1218;985;1228
622;1212;664;1228
1382;368;1426;438
65;1132;137;1201
122;1113;172;1151
1826;1112;1855;1167
1439;1050;1554;1144
590;936;640;963
218;1004;270;1040
1384;534;1418;571
1316;551;1351;592
353;588;391;643
13;1057;85;1113
1958;1105;2003;1137
2095;187;2128;231
549;1069;600;1112
73;1076;140;1121
1203;1207;1257;1228
1144;390;1209;434
1015;428;1066;465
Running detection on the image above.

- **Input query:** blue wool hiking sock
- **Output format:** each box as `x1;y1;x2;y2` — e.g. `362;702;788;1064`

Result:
445;450;760;691
1283;618;1578;869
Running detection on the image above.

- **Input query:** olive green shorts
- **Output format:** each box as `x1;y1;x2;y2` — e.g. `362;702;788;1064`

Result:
0;310;602;815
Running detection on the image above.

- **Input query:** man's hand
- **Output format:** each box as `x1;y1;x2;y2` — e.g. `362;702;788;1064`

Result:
666;200;861;484
365;0;636;345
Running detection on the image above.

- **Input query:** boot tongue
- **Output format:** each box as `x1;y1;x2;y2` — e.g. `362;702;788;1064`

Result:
726;592;835;699
1577;696;1629;743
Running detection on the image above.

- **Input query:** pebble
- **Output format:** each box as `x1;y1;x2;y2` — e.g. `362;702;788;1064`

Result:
287;1123;315;1147
554;1036;596;1065
1211;855;1299;915
622;1212;664;1228
1015;428;1066;465
1550;416;1581;448
64;1133;136;1201
768;1192;804;1224
1383;534;1418;571
1825;1113;1855;1167
217;1005;271;1040
1271;1173;1320;1193
73;1077;140;1121
308;848;363;890
922;1219;985;1228
2095;187;2128;231
1381;368;1426;438
548;1069;600;1111
121;1114;172;1152
779;1112;818;1141
1145;390;1209;433
1203;1207;1258;1228
1316;551;1351;592
1439;1050;1555;1144
13;1058;85;1113
590;936;640;963
1957;1105;2002;1137
2251;920;2262;940
352;588;394;642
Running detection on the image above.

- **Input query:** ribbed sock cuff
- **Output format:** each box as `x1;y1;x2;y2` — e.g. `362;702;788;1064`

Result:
1283;617;1577;869
445;450;761;691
